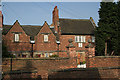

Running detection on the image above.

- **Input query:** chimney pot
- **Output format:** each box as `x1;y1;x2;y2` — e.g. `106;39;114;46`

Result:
54;6;57;9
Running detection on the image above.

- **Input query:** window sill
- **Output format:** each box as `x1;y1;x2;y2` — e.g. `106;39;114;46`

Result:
14;41;20;43
76;42;86;43
44;41;49;43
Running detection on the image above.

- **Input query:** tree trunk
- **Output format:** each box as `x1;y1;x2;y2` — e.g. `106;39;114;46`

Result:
105;42;107;56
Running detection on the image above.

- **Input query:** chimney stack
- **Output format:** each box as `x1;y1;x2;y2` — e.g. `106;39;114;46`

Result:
52;6;59;33
0;11;3;28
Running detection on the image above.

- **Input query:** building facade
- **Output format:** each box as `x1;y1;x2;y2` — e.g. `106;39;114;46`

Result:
2;6;96;58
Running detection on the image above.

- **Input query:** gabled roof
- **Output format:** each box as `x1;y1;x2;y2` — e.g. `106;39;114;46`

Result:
2;25;12;35
21;25;42;37
3;25;42;36
59;18;95;35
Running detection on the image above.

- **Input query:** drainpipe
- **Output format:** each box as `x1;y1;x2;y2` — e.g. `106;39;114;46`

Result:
10;58;12;71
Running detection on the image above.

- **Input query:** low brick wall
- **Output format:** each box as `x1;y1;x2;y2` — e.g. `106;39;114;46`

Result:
48;67;120;79
86;56;120;68
2;56;120;79
2;57;77;79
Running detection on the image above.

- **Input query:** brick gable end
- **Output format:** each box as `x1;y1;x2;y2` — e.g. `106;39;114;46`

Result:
35;21;57;52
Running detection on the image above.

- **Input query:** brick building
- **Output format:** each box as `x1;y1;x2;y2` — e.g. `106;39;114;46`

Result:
2;6;96;58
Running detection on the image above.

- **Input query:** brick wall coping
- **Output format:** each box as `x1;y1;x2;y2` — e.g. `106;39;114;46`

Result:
49;66;120;72
2;57;69;60
3;70;38;75
89;56;120;58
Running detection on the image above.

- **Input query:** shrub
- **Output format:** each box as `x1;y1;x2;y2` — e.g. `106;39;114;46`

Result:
80;61;86;65
49;54;59;57
83;61;86;64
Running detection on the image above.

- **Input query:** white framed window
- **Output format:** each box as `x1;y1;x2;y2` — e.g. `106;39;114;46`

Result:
44;35;48;42
83;36;86;42
75;36;79;42
45;53;49;57
80;36;83;42
79;36;82;42
92;36;95;42
75;36;86;42
78;43;83;47
14;34;19;42
81;36;86;42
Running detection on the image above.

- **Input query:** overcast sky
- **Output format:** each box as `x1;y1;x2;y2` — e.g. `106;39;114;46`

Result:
2;2;100;26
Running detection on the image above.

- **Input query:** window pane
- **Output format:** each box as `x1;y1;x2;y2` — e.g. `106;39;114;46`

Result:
15;34;19;42
77;36;79;42
79;36;81;42
44;35;48;42
83;36;86;42
45;53;49;57
78;43;82;47
75;36;77;42
92;36;95;42
75;36;79;42
81;36;83;42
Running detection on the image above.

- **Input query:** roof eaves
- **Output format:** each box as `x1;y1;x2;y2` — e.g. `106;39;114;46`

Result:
61;33;94;35
59;18;90;21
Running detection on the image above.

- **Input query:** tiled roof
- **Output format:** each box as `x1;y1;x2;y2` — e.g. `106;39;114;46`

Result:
3;25;42;37
21;25;42;37
2;25;12;35
59;18;95;35
3;18;95;39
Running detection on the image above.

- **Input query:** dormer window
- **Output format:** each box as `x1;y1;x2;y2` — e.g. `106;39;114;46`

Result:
14;34;19;42
44;35;48;42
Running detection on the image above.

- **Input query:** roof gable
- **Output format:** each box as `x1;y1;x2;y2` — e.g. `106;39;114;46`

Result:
59;18;95;35
37;21;55;35
3;21;42;37
3;20;25;35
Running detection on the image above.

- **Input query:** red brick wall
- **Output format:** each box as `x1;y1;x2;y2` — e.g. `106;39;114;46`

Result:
59;35;93;51
3;21;31;53
35;22;57;52
2;56;120;79
86;56;120;68
59;35;95;57
2;58;77;79
48;68;120;79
